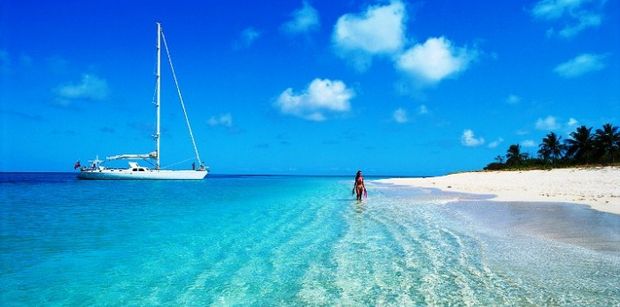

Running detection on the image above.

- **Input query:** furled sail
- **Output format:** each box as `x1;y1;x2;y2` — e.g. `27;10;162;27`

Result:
106;151;157;160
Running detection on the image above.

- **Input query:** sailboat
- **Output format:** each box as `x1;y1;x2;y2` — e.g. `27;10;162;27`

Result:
78;23;208;180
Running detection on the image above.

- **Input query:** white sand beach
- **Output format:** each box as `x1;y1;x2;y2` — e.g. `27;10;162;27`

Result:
377;167;620;215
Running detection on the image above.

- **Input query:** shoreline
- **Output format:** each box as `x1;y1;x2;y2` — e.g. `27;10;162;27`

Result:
376;166;620;215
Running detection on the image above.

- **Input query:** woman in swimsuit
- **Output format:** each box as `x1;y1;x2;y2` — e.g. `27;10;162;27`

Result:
352;170;366;201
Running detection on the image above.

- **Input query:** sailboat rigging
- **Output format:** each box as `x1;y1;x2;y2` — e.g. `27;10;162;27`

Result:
77;22;208;180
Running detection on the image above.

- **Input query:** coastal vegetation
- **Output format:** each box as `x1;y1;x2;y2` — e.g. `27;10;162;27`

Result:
485;123;620;170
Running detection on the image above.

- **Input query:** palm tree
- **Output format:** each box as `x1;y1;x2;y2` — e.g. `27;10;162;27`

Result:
506;144;525;166
538;132;563;163
494;155;504;164
594;123;620;163
565;125;594;163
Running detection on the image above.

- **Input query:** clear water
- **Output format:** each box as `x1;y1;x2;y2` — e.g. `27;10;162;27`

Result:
1;173;619;305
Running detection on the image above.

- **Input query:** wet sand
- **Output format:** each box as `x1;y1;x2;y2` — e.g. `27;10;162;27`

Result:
447;200;620;255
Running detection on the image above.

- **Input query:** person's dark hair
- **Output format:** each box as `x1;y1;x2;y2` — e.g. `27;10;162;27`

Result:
355;170;362;181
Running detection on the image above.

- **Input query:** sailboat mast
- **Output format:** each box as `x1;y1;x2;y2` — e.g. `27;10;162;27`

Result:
155;22;161;170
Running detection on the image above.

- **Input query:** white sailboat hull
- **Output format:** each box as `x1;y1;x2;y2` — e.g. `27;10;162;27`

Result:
78;169;207;180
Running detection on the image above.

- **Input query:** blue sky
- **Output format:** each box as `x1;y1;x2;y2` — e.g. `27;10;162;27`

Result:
1;0;619;175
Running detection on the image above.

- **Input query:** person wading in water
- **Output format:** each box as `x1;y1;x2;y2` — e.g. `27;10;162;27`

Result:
352;170;367;201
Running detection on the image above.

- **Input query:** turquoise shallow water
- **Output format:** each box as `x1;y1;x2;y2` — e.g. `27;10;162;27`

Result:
1;173;619;305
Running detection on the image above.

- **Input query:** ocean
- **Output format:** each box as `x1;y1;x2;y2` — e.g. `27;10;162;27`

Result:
1;173;619;305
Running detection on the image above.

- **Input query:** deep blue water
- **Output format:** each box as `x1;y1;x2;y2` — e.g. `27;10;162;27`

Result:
1;173;619;305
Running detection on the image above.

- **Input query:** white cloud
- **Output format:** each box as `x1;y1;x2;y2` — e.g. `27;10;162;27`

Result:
532;0;606;38
56;74;108;103
461;129;485;147
567;117;579;127
393;108;408;123
396;37;477;84
521;139;537;147
532;0;588;19
282;1;320;35
332;1;406;70
557;12;601;38
554;53;606;78
275;78;354;121
235;27;261;49
506;94;521;105
488;137;504;149
333;1;405;54
331;1;480;86
207;113;233;127
418;104;429;115
516;129;529;136
535;115;561;130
